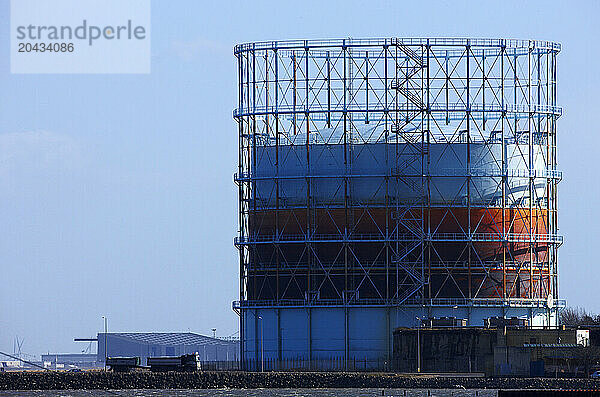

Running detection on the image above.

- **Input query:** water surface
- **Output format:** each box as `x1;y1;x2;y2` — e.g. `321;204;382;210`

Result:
0;389;498;397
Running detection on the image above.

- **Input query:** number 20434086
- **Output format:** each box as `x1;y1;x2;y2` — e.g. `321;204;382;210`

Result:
18;42;74;52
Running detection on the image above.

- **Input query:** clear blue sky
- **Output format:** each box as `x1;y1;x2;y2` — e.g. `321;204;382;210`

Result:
0;0;598;359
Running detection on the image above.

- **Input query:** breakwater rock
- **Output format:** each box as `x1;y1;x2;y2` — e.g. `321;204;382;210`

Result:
1;371;600;391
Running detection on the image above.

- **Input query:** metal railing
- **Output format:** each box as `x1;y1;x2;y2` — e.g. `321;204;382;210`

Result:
233;297;566;309
233;102;563;118
234;232;563;245
234;168;562;182
234;38;561;54
270;46;547;64
245;260;550;271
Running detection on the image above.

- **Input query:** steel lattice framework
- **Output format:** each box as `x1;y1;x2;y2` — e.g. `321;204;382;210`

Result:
233;38;562;364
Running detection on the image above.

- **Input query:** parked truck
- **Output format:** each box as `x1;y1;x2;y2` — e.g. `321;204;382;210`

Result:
147;353;200;372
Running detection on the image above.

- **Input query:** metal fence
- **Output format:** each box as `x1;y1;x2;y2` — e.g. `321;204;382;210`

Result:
214;358;394;372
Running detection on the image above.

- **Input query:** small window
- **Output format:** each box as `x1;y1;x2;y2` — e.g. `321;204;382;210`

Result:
530;337;537;344
165;346;175;356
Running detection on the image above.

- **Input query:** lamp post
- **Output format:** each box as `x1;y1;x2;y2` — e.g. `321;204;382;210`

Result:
102;316;107;371
258;316;264;372
416;316;421;373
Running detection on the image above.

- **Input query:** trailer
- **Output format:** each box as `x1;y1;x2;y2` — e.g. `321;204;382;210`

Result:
147;353;200;372
106;357;140;372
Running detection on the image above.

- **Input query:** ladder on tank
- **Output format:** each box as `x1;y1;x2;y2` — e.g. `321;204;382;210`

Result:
390;42;427;306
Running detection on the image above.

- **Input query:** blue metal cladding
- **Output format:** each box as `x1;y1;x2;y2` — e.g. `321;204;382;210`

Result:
234;38;562;370
241;306;555;370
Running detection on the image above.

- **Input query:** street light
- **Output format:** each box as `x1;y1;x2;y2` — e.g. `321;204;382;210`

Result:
258;316;264;372
102;316;108;371
212;328;217;339
416;316;421;373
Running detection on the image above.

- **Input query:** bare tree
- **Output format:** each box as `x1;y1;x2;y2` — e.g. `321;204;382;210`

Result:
561;307;600;326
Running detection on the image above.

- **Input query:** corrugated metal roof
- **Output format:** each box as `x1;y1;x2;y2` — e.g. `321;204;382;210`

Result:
103;333;237;346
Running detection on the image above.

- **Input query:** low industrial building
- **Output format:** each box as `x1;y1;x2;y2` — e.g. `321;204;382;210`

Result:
0;361;22;370
41;353;99;369
393;322;590;376
97;332;239;366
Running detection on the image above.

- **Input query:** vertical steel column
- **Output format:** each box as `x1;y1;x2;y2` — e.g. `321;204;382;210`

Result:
384;43;390;304
394;43;399;306
274;48;280;305
513;47;519;297
277;308;281;366
482;49;486;130
536;47;542;299
348;43;354;302
551;50;558;304
264;49;271;304
466;41;472;299
237;51;246;368
245;49;251;305
293;53;297;135
500;42;507;299
528;43;534;300
366;51;370;124
425;41;431;304
445;51;449;125
265;50;269;145
342;40;349;370
546;48;554;302
244;49;252;365
304;42;312;369
383;41;391;368
327;51;331;128
546;47;553;302
251;46;258;362
274;47;282;364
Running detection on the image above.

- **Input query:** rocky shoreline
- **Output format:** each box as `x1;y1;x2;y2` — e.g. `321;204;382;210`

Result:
1;371;600;391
